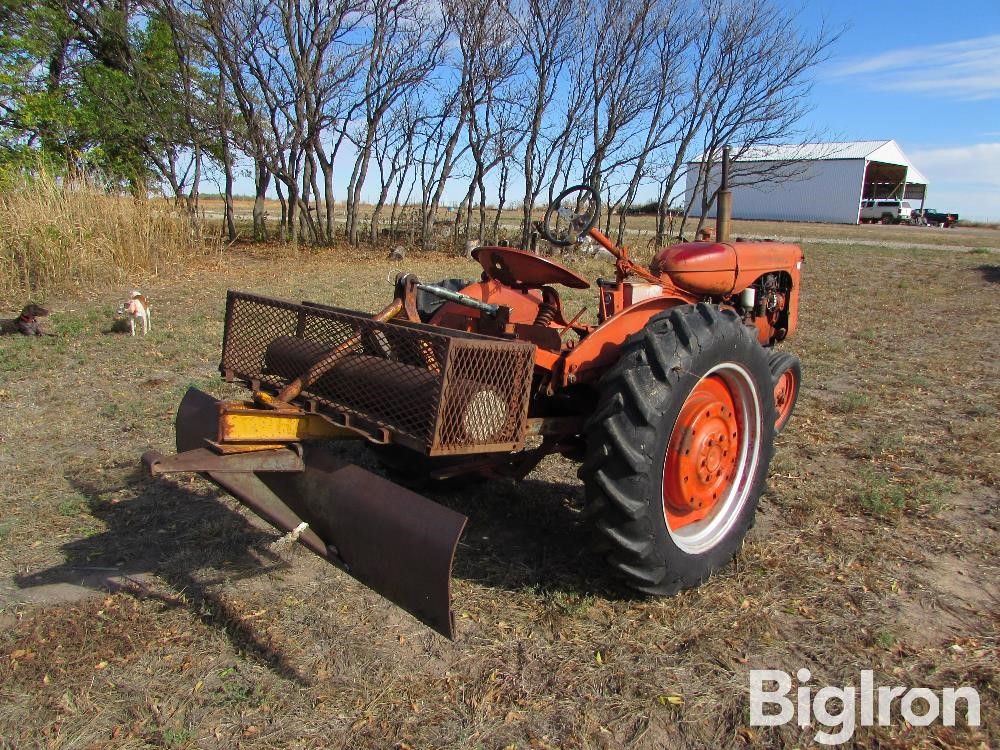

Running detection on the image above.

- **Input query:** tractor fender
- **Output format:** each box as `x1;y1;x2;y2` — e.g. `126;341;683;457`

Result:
561;296;689;386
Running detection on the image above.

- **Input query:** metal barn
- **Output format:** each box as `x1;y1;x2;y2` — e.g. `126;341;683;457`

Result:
684;140;929;224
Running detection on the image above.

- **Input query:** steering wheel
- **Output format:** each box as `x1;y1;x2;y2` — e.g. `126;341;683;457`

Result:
541;184;600;247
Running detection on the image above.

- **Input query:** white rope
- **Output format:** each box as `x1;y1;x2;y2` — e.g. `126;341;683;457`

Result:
270;521;309;551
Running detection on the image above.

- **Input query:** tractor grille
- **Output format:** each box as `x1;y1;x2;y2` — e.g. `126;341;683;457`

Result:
219;291;535;455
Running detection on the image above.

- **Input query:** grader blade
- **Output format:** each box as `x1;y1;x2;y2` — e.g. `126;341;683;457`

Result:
159;387;468;639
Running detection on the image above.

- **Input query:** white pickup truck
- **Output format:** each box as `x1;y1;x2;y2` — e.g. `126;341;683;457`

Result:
859;199;913;224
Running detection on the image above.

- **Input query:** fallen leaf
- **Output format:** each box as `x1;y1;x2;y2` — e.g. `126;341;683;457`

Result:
657;694;683;706
350;716;371;731
737;727;756;743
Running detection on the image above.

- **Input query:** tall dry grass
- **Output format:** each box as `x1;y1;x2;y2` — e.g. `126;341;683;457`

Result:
0;170;216;299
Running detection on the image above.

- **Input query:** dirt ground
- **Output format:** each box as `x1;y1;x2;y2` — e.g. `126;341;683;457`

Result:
0;228;997;748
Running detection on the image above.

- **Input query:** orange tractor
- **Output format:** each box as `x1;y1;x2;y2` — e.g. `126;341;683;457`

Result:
144;162;803;638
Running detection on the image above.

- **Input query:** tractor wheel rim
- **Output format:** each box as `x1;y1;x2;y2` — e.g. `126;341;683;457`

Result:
773;369;797;430
662;362;762;555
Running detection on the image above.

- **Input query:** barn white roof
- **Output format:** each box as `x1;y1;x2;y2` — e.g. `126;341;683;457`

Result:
692;140;928;184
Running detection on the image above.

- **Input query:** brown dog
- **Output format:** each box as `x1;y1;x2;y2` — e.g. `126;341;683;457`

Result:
1;303;50;336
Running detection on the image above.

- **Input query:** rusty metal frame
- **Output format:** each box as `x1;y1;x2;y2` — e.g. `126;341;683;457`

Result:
219;291;536;456
143;445;305;474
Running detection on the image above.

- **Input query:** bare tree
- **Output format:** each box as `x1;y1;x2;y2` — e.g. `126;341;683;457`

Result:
511;0;575;248
581;0;661;200
488;101;528;241
287;0;364;244
344;0;445;245
205;0;362;244
609;0;694;245
87;0;841;250
647;0;729;244
453;0;524;245
414;67;471;248
194;0;273;238
686;0;838;233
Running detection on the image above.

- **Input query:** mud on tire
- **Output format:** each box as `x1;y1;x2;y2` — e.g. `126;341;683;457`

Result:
579;303;776;595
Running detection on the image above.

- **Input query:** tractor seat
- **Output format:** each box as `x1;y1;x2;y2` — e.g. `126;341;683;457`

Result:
473;246;591;289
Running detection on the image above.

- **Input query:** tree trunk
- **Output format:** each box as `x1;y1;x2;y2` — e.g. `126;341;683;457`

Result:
315;145;336;244
423;117;466;248
306;149;326;243
253;160;270;240
275;180;287;236
370;176;395;244
493;160;510;243
287;179;299;245
223;153;236;242
347;133;376;245
218;73;237;242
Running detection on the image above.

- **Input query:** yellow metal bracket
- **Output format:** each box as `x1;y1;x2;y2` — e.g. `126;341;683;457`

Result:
217;402;361;445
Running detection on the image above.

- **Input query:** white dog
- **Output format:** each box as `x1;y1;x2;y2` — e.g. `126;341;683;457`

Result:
118;291;151;336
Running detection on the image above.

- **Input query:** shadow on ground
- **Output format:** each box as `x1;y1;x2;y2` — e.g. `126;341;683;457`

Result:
976;264;1000;283
13;466;309;682
102;318;134;334
434;476;622;598
338;441;624;600
13;444;626;675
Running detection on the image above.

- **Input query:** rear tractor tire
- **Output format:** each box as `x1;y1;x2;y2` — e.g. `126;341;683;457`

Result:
579;303;776;595
768;351;801;434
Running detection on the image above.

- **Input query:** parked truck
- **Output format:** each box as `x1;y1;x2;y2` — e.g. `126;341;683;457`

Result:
859;199;913;224
912;208;959;227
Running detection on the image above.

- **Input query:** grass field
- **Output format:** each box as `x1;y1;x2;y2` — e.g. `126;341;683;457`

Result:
0;227;997;748
197;195;1000;253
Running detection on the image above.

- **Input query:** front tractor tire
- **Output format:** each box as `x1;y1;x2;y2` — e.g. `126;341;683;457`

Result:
579;303;776;595
768;350;801;434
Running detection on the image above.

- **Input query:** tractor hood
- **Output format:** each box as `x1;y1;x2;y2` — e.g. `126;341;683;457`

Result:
652;241;803;297
651;242;738;296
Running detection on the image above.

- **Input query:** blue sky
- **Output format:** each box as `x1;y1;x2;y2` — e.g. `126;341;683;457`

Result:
799;0;1000;219
222;1;1000;221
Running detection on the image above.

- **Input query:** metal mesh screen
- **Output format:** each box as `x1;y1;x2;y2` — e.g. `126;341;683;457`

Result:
220;291;534;455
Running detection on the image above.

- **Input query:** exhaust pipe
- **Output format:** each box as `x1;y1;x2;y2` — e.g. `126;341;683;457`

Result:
716;144;732;244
